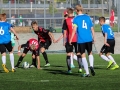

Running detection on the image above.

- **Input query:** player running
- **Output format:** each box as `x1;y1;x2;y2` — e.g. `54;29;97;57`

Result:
0;13;19;73
31;21;56;67
62;8;82;73
99;17;119;70
70;5;95;77
15;38;40;69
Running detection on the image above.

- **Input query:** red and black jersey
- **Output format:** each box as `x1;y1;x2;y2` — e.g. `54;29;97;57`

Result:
34;27;51;43
21;38;39;51
62;17;77;42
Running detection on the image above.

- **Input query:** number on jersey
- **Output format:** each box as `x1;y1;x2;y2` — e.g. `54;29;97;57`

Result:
0;27;4;35
82;20;87;29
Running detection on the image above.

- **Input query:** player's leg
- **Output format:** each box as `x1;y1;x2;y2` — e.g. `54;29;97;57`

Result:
41;41;51;66
86;42;95;76
70;53;75;68
0;44;9;73
5;41;15;72
30;54;37;68
15;48;28;68
65;42;72;73
106;40;119;70
78;43;90;77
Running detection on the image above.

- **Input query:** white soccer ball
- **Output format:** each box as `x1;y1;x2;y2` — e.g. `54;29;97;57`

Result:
22;61;30;69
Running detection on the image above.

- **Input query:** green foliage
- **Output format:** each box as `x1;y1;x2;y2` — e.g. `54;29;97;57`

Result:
49;3;58;14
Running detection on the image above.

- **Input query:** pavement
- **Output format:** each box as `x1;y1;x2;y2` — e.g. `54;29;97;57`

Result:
14;32;120;54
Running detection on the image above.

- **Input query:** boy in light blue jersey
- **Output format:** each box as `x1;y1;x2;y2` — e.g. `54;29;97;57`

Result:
99;17;119;70
0;13;19;73
70;5;95;77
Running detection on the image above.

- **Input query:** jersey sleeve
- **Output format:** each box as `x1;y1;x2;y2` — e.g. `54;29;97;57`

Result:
62;20;68;31
42;28;49;34
73;17;78;27
21;41;29;48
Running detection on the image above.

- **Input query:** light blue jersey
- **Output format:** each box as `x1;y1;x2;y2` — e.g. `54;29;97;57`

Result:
101;24;114;39
0;22;11;44
73;14;93;43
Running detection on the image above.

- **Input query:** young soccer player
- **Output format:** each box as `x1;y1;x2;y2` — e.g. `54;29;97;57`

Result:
70;5;95;77
62;8;82;73
15;38;40;69
55;14;78;68
99;17;119;70
31;21;56;66
0;13;19;72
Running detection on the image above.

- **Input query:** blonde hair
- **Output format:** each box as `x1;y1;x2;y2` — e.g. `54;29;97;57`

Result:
30;44;36;50
75;5;83;12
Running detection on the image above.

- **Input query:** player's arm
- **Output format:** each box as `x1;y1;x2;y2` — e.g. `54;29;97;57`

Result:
62;20;67;46
91;27;95;43
10;27;19;40
70;24;77;45
18;42;28;56
104;33;110;46
36;55;40;69
55;34;63;43
48;32;56;43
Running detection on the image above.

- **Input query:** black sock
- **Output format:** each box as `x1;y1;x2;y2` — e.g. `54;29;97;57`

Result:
15;56;24;67
32;58;37;68
66;56;71;71
77;55;82;69
42;52;49;64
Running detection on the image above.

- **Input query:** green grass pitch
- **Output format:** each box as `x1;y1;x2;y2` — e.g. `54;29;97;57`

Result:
0;54;120;90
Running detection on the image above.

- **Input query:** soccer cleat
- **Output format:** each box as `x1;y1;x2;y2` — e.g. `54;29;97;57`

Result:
11;68;16;72
29;64;35;68
44;63;50;67
71;64;75;68
107;60;113;69
2;64;9;73
110;64;119;70
67;70;72;74
78;68;82;73
89;66;95;76
81;73;90;77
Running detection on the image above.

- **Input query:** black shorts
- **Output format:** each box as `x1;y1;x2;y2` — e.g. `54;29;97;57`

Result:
77;41;92;55
23;48;40;56
40;40;51;49
100;39;115;54
0;41;12;54
65;42;77;53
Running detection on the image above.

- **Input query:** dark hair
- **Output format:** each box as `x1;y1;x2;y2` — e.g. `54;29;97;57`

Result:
99;16;105;22
67;8;73;14
64;14;68;17
31;21;38;26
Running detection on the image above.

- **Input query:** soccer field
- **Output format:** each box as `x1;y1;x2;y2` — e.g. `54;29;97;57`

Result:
0;54;120;90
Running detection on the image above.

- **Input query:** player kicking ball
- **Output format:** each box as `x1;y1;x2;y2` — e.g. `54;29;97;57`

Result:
31;21;56;67
99;17;119;70
15;38;41;69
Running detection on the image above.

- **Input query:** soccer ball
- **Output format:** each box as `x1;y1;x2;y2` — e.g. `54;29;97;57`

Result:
22;61;30;69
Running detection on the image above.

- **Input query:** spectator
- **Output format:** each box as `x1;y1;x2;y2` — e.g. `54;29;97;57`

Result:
19;15;23;26
11;15;16;27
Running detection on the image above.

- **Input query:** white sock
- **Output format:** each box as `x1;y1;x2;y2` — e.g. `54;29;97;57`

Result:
107;55;117;64
82;57;89;74
73;54;77;61
101;55;110;62
10;53;14;69
2;56;6;64
89;55;94;67
70;54;74;65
